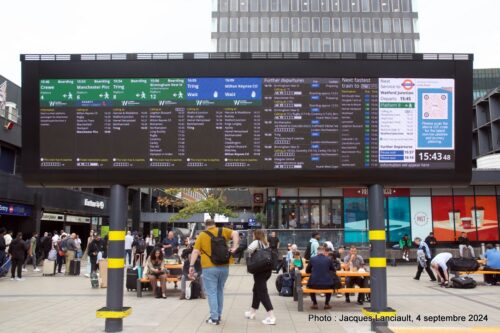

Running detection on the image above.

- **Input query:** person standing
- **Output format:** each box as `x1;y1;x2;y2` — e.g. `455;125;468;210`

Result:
8;232;25;281
87;234;103;273
189;219;239;325
23;232;40;272
306;232;320;259
268;231;280;272
75;234;82;259
4;230;13;254
124;231;134;267
235;232;247;264
162;231;178;258
425;232;438;258
42;233;53;260
413;237;436;281
64;233;78;275
245;229;276;325
56;234;65;273
458;232;475;258
132;233;146;266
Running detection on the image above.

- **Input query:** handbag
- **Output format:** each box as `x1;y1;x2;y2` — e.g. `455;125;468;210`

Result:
247;241;275;274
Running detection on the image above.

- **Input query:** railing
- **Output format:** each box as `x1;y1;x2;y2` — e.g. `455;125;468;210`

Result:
247;228;369;249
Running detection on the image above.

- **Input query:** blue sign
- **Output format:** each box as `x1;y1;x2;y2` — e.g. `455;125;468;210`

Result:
417;89;453;149
186;78;262;100
0;202;32;217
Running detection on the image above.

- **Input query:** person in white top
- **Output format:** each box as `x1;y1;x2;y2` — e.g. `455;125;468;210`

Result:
52;232;60;246
430;252;453;287
124;231;134;267
245;229;276;326
4;230;12;253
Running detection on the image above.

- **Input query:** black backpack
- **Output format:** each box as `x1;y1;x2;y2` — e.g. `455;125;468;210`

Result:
447;258;479;272
304;241;312;260
451;276;477;289
203;228;231;265
279;273;294;297
136;239;146;253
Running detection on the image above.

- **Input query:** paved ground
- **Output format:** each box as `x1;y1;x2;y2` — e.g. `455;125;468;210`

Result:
0;263;499;333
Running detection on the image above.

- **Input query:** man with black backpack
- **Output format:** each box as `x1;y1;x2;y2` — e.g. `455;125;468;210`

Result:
189;219;239;326
304;232;320;260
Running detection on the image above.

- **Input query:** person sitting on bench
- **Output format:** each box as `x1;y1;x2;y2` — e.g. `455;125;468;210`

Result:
458;232;475;258
146;248;167;299
343;245;367;305
305;244;336;310
484;244;500;286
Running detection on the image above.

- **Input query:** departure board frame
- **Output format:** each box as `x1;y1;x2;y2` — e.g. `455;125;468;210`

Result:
21;53;473;187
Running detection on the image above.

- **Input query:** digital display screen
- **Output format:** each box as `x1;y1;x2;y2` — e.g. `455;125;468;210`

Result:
38;77;455;170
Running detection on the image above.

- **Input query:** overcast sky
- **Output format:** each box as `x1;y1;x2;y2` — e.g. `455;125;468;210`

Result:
1;0;499;85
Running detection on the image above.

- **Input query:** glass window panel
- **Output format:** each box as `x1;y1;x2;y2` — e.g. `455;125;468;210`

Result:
393;18;401;33
302;0;310;11
281;38;290;51
413;18;419;33
394;39;403;53
240;17;249;32
372;18;381;32
250;0;259;11
291;17;300;32
402;18;412;33
332;18;341;32
321;199;332;228
312;38;321;51
341;0;350;11
281;17;290;32
384;38;393;52
333;38;342;51
343;38;352;52
302;17;311;32
322;38;332;51
431;196;455;241
281;0;290;11
230;0;239;11
212;18;218;32
322;17;331;32
321;0;329;11
240;0;249;11
250;38;259;51
352;17;361;33
299;199;310;228
220;0;229;11
261;17;270;32
382;18;391;33
292;38;301;51
271;38;280;51
212;0;219;11
401;0;410;11
211;38;217;52
381;0;389;11
250;17;259;32
361;0;370;11
362;18;371;32
311;0;320;11
312;17;321;32
373;38;382;52
371;0;380;11
271;0;279;11
353;38;362;52
311;199;320;229
261;0;269;11
219;38;228;52
240;38;249;52
271;17;280;32
229;38;239;52
392;0;400;11
405;39;414;53
342;17;351;32
302;38;311;52
363;38;373;52
453;196;478;241
352;0;360;11
410;197;433;240
291;0;300;11
388;197;411;242
220;17;229;32
344;198;368;244
332;199;342;228
230;17;239;32
474;196;499;241
331;0;340;11
261;38;270;52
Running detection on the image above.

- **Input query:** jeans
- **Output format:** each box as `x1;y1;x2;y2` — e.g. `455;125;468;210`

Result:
459;245;475;258
125;249;132;266
252;270;273;311
23;253;37;269
57;255;64;273
202;266;229;321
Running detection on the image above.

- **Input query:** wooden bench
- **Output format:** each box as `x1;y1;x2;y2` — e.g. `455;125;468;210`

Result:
298;287;371;311
136;276;181;298
457;270;499;276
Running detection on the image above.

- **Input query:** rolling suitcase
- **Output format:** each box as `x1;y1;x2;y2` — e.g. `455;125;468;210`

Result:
126;267;139;291
43;259;55;276
69;259;81;276
90;272;99;288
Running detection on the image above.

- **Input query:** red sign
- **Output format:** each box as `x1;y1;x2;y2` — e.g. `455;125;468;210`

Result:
253;193;264;205
343;188;410;197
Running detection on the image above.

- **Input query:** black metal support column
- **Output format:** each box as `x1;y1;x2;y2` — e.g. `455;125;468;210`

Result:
364;184;395;332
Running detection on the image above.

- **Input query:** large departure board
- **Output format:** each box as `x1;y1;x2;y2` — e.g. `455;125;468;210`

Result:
21;54;472;186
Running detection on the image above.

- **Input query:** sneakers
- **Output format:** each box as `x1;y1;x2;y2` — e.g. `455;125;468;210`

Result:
22;268;27;272
10;278;14;281
244;311;256;320
324;304;332;310
413;277;419;280
311;303;319;309
15;277;25;281
206;318;219;325
336;293;343;298
262;317;276;325
34;268;40;272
